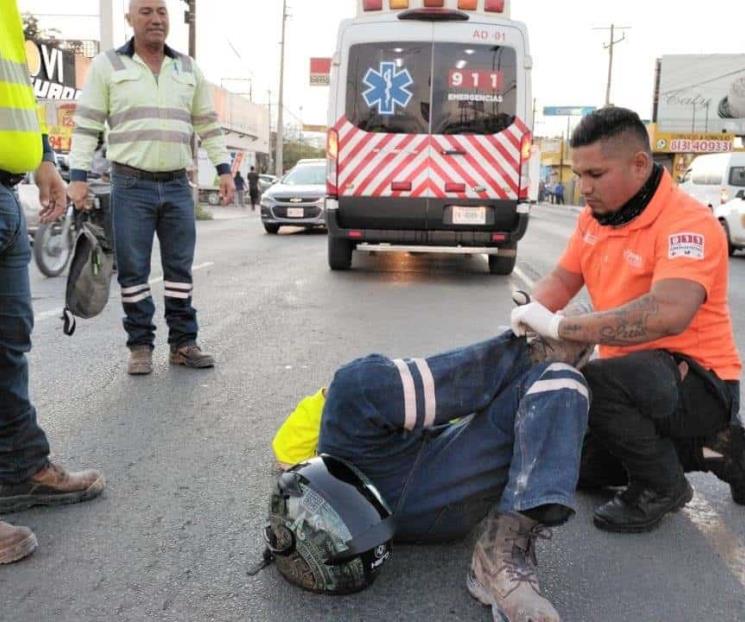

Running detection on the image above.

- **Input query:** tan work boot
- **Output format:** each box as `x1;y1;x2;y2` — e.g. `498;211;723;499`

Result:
467;511;560;622
0;462;105;514
169;342;215;369
0;521;37;564
527;302;595;370
128;345;153;375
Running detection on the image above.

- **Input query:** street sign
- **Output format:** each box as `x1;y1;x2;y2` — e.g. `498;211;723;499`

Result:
310;57;332;86
543;106;596;116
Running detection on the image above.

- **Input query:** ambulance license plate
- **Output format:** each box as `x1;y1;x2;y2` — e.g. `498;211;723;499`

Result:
452;206;486;225
286;207;304;218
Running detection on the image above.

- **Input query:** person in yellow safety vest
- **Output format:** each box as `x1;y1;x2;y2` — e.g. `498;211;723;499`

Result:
0;0;107;565
68;0;235;376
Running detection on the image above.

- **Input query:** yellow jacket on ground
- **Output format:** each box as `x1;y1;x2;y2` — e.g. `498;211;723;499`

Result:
272;389;326;468
0;0;43;173
70;38;230;180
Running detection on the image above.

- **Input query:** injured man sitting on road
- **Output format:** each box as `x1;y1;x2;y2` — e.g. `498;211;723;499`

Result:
270;304;594;622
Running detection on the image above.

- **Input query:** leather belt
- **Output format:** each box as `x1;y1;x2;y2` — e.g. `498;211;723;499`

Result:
0;170;25;188
111;162;186;182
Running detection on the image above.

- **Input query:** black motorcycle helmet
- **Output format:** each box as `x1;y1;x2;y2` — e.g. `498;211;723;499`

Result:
263;454;396;594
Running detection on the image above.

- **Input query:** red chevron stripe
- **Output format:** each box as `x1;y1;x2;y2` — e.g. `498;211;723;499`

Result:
367;133;422;197
340;132;397;194
356;133;427;197
432;137;488;200
448;135;511;198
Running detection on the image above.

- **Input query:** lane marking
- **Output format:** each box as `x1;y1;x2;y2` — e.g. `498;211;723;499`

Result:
683;490;745;590
33;261;215;322
512;264;535;291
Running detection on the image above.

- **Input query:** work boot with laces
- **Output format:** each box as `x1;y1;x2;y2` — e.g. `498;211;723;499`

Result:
703;424;745;505
0;521;37;564
467;511;560;622
169;342;215;369
0;462;105;514
128;345;153;375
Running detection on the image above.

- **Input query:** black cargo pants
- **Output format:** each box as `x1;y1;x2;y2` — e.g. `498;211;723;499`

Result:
579;350;740;492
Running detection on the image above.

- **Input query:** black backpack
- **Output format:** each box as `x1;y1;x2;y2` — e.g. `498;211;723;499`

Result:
62;221;114;336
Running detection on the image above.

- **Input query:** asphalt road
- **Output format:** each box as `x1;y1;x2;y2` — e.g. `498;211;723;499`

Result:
1;204;744;622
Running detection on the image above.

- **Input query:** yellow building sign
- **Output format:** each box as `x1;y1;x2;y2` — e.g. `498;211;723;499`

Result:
652;130;734;154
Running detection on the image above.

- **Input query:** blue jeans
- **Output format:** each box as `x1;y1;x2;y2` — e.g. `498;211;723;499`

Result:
318;333;589;542
0;184;50;484
111;172;198;348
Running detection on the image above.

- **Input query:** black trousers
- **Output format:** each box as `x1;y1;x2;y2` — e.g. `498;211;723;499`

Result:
580;350;740;492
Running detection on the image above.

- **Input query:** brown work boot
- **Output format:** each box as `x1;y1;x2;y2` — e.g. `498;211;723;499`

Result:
467;511;560;622
169;342;215;369
0;462;105;514
128;345;153;375
0;521;37;564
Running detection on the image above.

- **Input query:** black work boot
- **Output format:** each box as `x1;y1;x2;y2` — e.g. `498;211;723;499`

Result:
169;342;215;369
703;425;745;505
593;477;693;533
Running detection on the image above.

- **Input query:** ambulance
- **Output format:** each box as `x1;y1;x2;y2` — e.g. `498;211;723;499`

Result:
326;0;533;274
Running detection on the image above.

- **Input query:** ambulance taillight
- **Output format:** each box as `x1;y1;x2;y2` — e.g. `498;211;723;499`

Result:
327;129;339;198
519;134;532;200
484;0;505;12
362;0;383;10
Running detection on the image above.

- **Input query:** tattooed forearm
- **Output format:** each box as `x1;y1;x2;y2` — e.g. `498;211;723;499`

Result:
558;295;665;345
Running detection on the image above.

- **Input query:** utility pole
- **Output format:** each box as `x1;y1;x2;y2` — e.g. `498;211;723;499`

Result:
183;0;199;204
594;24;630;107
276;0;288;177
267;89;273;173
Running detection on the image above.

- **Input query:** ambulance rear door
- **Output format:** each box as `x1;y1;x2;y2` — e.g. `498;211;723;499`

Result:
428;19;531;230
332;20;435;230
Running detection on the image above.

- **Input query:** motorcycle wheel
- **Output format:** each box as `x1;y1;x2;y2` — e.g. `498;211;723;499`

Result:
33;221;74;277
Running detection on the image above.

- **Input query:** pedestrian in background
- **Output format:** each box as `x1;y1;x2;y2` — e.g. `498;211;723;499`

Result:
554;181;565;205
247;166;260;212
0;0;105;565
68;0;235;376
233;170;246;207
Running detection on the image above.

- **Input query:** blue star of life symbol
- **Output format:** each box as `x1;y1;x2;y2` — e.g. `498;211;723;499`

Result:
362;62;414;116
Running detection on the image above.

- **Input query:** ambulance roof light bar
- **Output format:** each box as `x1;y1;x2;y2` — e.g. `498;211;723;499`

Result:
360;1;509;17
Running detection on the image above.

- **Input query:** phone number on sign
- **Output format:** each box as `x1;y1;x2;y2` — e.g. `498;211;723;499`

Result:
670;139;732;153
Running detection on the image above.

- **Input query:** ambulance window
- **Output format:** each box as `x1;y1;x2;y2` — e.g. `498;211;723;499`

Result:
345;42;430;134
729;167;745;187
431;44;517;135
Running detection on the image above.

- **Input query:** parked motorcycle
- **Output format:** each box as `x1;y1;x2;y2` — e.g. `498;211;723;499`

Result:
33;178;112;278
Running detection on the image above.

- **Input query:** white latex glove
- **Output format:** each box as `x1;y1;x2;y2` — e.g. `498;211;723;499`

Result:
510;301;563;339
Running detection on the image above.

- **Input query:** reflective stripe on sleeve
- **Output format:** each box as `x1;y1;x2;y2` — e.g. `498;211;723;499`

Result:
199;128;223;140
525;377;589;402
392;358;417;431
109;106;192;128
0;106;39;132
105;50;126;71
108;129;192;145
74;105;107;124
412;358;437;428
179;55;193;72
192;112;218;125
0;57;32;86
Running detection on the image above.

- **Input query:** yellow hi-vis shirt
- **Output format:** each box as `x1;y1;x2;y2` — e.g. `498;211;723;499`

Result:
0;0;43;173
70;38;229;179
272;389;326;468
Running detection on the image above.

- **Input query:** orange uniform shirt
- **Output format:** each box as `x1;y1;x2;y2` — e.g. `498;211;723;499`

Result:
559;170;741;381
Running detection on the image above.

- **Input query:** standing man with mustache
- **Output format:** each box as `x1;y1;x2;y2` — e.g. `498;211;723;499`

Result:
69;0;235;375
511;107;742;533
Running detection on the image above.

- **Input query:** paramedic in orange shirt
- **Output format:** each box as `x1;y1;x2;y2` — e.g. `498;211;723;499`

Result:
511;107;742;534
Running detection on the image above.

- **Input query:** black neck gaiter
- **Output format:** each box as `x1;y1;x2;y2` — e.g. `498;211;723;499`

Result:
592;163;663;227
